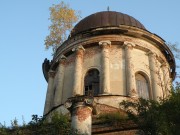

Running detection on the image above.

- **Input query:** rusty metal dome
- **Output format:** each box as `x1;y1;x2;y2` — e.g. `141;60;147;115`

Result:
71;11;146;37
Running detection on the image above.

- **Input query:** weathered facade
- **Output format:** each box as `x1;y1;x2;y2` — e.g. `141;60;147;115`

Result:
42;11;175;134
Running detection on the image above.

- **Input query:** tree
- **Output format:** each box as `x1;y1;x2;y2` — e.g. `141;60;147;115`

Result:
167;42;180;61
45;2;80;52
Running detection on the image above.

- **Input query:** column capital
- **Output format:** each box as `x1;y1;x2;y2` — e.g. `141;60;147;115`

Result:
146;51;158;57
72;45;85;52
64;96;94;110
48;70;56;78
99;40;111;48
123;41;136;48
59;55;67;64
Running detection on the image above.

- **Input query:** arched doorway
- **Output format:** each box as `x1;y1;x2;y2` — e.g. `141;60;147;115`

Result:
84;69;100;96
135;73;149;99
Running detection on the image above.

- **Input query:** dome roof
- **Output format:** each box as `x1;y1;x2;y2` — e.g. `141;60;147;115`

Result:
71;11;146;36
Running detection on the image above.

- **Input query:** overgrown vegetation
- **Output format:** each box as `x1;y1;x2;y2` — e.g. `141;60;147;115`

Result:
96;112;128;125
0;113;77;135
120;83;180;135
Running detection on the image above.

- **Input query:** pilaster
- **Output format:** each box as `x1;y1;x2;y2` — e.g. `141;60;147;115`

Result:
124;41;136;97
44;70;55;115
161;62;171;97
147;51;159;100
72;45;85;96
99;40;111;94
54;55;67;107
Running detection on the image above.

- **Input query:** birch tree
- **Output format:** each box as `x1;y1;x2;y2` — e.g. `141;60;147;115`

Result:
45;2;80;52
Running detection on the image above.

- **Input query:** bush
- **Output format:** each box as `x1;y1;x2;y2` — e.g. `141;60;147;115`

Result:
120;85;180;135
0;113;77;135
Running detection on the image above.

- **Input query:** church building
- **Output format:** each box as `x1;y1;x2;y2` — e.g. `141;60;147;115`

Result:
42;11;175;134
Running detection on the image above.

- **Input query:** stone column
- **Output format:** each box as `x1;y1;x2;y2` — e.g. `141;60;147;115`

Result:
53;55;66;107
65;96;93;135
71;104;92;135
124;41;136;97
44;70;55;115
99;40;111;94
147;51;159;100
72;45;85;96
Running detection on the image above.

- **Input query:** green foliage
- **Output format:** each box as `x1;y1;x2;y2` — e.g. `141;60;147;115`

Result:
0;113;78;135
11;117;19;129
46;112;73;135
0;123;8;135
120;84;180;135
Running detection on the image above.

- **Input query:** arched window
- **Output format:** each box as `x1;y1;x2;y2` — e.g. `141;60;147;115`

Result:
135;73;149;99
84;69;100;96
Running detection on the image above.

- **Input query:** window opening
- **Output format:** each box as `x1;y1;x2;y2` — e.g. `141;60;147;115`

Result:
135;73;149;99
84;69;100;96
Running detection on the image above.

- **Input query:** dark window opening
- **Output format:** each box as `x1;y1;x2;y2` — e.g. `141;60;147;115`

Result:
84;69;100;96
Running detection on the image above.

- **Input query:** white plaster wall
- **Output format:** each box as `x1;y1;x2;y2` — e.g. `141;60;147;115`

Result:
109;45;125;95
61;54;76;103
133;49;150;75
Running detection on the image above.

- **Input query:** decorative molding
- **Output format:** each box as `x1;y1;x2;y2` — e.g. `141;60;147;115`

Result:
123;41;136;48
58;55;67;65
146;50;158;57
64;96;94;110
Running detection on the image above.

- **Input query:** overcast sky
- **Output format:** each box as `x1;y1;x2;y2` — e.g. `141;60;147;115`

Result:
0;0;180;126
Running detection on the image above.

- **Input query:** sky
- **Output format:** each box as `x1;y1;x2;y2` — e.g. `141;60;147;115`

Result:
0;0;180;126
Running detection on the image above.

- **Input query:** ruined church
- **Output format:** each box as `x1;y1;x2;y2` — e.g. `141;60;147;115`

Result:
42;11;175;134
